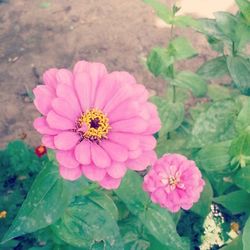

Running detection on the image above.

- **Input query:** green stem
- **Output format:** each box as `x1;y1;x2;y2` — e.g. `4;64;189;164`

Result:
172;85;176;103
80;182;100;196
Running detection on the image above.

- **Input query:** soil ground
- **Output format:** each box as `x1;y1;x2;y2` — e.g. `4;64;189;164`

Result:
0;0;236;148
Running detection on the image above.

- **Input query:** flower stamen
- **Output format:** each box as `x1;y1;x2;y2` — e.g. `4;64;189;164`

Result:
77;108;111;142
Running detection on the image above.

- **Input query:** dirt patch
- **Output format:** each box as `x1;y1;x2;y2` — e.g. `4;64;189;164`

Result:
0;0;235;147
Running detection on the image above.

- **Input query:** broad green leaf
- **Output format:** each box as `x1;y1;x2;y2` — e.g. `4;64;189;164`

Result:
119;216;150;250
213;190;250;214
208;174;234;196
151;96;185;135
191;178;213;217
207;84;230;101
147;47;174;77
221;236;243;250
188;100;238;148
233;167;250;192
51;197;123;249
197;18;225;38
235;98;250;132
207;35;224;53
243;216;250;250
143;0;172;24
227;56;250;95
168;37;197;61
172;71;207;97
230;131;250;167
197;56;229;79
88;191;119;220
139;204;189;250
236;0;250;23
173;15;201;29
196;141;232;172
154;98;185;133
2;163;75;243
214;12;238;41
115;171;150;216
115;171;189;250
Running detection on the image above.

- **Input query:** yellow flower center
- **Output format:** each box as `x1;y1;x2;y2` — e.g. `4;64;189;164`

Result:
168;176;179;186
0;210;7;219
77;108;111;142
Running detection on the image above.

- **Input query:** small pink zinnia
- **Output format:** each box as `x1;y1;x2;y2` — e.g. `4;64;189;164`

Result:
33;61;161;189
143;154;205;212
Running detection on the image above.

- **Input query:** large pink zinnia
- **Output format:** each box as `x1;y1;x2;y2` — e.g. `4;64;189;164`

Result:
143;154;205;212
33;61;161;189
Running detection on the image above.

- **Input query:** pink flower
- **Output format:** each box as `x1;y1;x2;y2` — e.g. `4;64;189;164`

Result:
143;154;205;212
33;61;161;189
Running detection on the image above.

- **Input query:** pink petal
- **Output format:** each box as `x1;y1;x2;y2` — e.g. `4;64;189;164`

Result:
43;68;58;90
54;131;79;150
42;135;55;149
128;149;142;159
56;69;73;86
103;84;133;114
56;84;82;114
108;132;139;150
33;117;60;135
46;111;75;130
59;165;82;181
127;151;157;171
101;141;128;162
108;101;139;123
107;162;127;178
74;62;107;109
94;73;121;110
91;143;111;168
74;72;92;112
74;140;91;165
73;60;89;73
111;118;148;133
81;164;106;181
33;85;54;115
139;135;157;150
99;175;122;190
110;71;136;86
56;150;79;168
52;98;79;121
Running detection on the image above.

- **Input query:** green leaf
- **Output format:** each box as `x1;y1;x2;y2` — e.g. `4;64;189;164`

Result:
197;18;225;38
115;171;188;250
147;47;174;77
227;56;250;95
2;163;75;243
151;96;184;135
214;12;238;41
213;190;250;214
221;236;243;250
51;196;123;249
197;56;229;79
236;0;250;23
233;167;250;192
115;171;149;216
143;0;172;24
188;100;238;148
173;15;201;29
243;216;250;250
196;141;232;172
235;98;250;132
168;37;197;61
191;178;213;217
172;71;207;97
88;191;119;220
207;84;235;101
140;204;189;250
230;131;250;167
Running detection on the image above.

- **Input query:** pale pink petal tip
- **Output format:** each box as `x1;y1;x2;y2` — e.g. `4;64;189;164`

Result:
33;60;161;189
143;154;205;213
